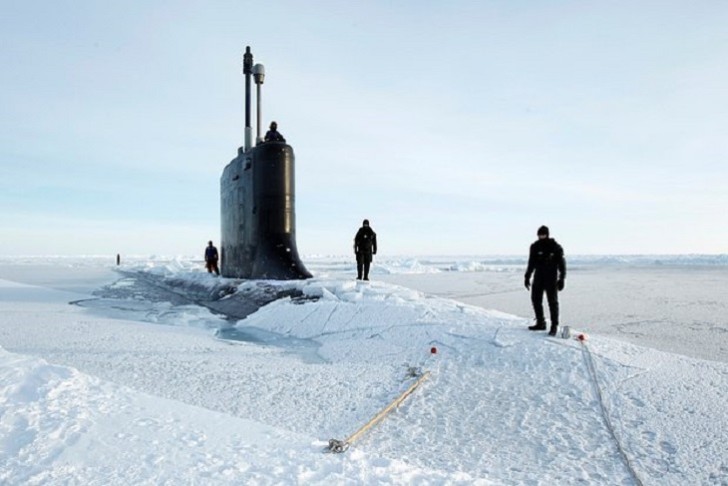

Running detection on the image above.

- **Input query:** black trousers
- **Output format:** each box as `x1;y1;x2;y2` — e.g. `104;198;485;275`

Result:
531;279;559;327
356;253;372;279
206;260;220;276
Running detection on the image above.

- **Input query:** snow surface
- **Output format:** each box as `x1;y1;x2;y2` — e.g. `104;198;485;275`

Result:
1;256;727;485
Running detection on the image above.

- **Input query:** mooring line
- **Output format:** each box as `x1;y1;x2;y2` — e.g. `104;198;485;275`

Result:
580;342;644;486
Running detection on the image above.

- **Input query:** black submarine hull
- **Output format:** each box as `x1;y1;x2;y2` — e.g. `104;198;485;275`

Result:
220;142;311;279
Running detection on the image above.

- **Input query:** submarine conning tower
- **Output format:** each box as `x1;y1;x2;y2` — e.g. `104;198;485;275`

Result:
220;46;312;279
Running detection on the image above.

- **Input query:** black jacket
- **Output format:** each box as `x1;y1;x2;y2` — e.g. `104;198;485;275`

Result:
264;130;286;143
205;246;219;262
354;226;377;255
525;238;565;283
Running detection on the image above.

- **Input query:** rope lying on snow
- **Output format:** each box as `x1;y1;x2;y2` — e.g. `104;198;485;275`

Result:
580;341;645;486
328;370;431;453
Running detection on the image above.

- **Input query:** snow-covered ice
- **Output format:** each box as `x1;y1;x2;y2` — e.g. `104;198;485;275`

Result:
1;256;726;484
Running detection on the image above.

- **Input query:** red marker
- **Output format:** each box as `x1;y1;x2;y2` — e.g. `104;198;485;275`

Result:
430;346;437;354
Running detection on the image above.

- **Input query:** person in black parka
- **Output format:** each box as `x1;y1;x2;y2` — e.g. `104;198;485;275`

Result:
205;240;220;276
264;121;286;143
354;219;377;280
524;225;566;336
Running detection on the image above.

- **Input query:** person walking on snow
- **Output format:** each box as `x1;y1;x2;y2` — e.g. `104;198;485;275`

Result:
354;219;377;280
205;240;220;276
524;225;566;336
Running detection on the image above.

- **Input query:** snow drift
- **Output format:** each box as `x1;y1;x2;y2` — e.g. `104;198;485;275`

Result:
0;258;726;484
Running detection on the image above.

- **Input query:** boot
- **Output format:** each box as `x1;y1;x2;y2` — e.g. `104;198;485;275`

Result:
548;325;558;336
528;321;546;331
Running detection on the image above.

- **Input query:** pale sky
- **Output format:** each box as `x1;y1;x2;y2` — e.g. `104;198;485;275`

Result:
1;1;726;257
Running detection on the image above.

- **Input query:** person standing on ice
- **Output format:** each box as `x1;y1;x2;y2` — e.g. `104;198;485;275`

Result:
354;219;377;281
524;225;566;336
205;240;220;276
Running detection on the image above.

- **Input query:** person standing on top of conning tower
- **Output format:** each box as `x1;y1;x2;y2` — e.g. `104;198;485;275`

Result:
264;121;286;143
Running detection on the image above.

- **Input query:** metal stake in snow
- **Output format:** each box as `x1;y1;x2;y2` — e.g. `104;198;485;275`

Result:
327;370;431;453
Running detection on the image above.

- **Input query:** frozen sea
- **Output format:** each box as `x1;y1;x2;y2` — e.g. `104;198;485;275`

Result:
0;254;726;484
366;255;728;364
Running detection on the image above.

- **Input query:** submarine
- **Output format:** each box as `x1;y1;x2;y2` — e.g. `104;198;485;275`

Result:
220;46;312;279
